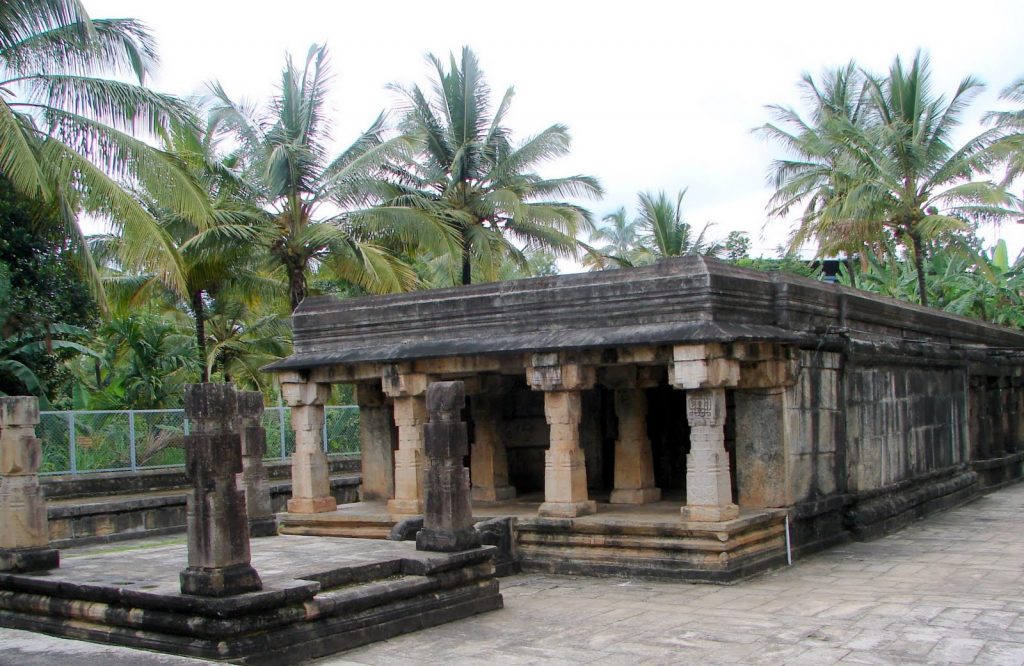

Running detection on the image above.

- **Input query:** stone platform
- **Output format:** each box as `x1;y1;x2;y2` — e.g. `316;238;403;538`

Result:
0;535;502;664
280;496;788;583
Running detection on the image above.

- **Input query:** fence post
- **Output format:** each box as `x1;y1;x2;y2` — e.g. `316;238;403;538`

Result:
67;412;77;475
322;407;329;454
278;406;287;460
128;410;137;471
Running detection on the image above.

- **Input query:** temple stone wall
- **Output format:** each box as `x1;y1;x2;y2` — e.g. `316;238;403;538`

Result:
969;374;1024;461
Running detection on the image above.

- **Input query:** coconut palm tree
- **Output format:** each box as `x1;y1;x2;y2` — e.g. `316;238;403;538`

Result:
0;0;215;306
386;46;603;285
583;207;645;270
764;52;1016;307
985;76;1024;188
209;44;446;311
635;189;722;261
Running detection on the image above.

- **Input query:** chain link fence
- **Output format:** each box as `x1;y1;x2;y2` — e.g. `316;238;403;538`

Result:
37;406;360;475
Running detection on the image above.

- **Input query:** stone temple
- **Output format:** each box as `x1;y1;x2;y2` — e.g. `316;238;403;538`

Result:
267;256;1024;581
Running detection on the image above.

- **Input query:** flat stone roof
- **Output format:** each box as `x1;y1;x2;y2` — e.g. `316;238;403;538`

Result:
267;256;1024;372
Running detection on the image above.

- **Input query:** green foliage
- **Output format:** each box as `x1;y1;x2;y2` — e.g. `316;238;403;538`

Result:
385;46;602;285
761;51;1018;307
724;231;752;261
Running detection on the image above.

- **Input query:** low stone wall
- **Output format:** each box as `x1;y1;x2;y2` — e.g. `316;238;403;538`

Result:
42;454;360;547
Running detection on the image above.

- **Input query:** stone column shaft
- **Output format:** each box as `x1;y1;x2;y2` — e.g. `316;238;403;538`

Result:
387;394;427;514
356;383;395;502
539;390;596;517
0;397;58;572
681;388;739;522
283;381;336;514
470;393;515;502
610;388;661;504
237;391;276;537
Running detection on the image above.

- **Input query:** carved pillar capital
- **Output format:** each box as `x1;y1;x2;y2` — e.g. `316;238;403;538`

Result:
526;352;595;392
668;343;739;390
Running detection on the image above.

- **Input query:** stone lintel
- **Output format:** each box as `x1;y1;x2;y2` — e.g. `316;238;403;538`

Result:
309;363;382;384
281;381;330;407
599;364;662;390
737;344;800;389
354;381;388;408
413;355;502;376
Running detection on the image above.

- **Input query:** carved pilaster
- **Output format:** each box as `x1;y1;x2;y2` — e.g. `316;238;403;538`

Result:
681;388;739;522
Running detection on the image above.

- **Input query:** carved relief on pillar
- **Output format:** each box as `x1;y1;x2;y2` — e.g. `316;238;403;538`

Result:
668;343;739;390
383;366;431;515
681;388;739;522
282;380;336;514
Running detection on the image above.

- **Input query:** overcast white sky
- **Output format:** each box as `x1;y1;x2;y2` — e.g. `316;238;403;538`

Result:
90;0;1024;262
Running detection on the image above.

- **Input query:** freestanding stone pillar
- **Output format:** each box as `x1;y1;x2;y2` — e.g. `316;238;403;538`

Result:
383;368;429;515
282;379;336;514
356;382;396;502
0;397;58;572
528;353;597;518
180;384;262;596
470;382;515;503
670;344;740;522
416;381;481;552
236;391;276;537
610;387;661;504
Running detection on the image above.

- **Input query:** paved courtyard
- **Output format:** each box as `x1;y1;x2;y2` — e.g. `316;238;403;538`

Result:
2;483;1023;665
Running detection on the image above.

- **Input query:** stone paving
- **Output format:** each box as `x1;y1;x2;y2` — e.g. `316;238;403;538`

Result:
2;483;1024;665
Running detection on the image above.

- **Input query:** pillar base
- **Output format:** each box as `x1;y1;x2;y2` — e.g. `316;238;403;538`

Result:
387;498;424;515
609;487;662;505
286;496;337;514
248;515;279;538
0;546;59;573
471;485;517;503
416;527;481;553
538;500;597;518
180;562;262;597
680;503;739;523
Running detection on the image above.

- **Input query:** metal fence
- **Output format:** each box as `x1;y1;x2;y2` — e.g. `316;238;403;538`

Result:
36;406;360;475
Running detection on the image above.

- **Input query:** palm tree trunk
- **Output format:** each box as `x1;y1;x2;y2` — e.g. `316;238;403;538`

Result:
461;227;472;286
289;263;306;312
909;230;929;308
192;290;209;382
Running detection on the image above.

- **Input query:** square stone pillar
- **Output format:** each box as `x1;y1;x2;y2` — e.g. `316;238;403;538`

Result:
610;388;661;504
527;353;597;518
180;384;262;596
236;391;276;537
382;368;429;515
0;397;59;572
470;382;515;503
681;388;739;522
417;381;481;552
356;382;396;502
670;344;740;522
282;380;336;514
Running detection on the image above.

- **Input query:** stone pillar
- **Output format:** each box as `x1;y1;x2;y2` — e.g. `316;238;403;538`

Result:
528;353;597;518
610;387;661;504
283;380;336;514
383;368;429;515
681;388;739;522
356;382;395;502
470;380;515;503
0;397;58;572
670;344;740;522
180;384;262;596
236;391;276;537
417;381;481;552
